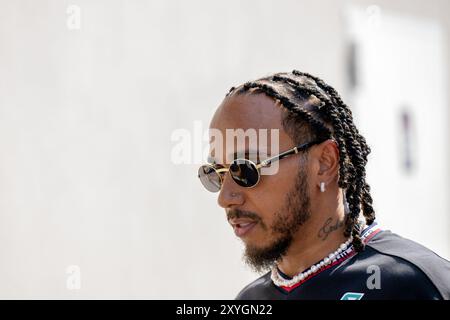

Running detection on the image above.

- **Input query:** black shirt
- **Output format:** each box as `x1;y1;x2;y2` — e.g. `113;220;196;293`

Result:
235;223;450;300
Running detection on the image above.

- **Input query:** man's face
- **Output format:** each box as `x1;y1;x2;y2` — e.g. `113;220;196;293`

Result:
209;93;315;272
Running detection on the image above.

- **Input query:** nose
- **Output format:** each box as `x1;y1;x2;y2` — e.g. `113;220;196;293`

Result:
217;172;245;208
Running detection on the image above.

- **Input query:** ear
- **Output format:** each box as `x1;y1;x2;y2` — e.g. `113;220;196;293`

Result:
315;139;340;184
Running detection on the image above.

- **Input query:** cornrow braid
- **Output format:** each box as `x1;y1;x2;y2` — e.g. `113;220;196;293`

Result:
270;74;367;250
327;91;375;225
226;86;236;96
271;74;352;189
227;70;375;252
293;70;375;225
238;81;333;140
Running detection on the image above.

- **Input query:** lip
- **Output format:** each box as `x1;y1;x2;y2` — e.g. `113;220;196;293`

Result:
229;219;258;238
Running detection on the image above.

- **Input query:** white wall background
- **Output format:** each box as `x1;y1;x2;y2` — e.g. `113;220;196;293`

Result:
0;0;449;299
347;6;449;261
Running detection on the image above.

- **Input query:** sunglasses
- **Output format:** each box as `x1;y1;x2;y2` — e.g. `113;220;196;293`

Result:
198;139;327;192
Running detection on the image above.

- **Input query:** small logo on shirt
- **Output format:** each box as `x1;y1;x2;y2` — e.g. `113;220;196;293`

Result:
340;292;365;300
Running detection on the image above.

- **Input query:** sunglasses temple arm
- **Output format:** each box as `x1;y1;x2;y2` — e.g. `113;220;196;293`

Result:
255;141;322;169
255;149;297;169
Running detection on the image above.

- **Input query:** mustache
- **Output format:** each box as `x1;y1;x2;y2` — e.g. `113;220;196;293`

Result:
227;209;261;222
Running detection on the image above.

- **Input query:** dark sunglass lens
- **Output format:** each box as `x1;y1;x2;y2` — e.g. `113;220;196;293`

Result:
230;159;259;188
198;165;222;192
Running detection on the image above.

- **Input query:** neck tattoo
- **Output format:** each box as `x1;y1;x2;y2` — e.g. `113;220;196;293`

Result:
317;217;344;241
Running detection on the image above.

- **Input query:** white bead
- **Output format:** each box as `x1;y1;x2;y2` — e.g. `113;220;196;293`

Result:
324;257;330;264
340;243;347;250
311;265;317;273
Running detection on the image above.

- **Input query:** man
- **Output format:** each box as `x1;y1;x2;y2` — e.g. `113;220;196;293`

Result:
197;70;450;300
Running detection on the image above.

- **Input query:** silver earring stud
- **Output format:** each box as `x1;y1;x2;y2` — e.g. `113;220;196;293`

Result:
320;182;326;193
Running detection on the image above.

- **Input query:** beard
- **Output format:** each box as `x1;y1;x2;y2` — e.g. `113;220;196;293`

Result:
242;165;311;274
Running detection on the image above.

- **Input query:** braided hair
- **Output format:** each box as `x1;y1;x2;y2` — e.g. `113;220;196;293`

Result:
225;70;375;252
